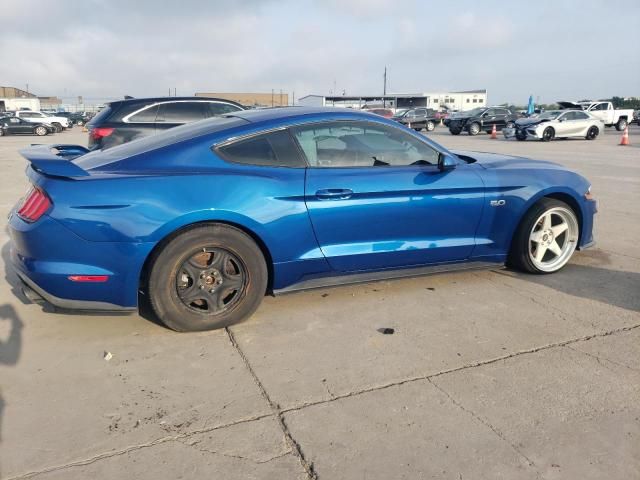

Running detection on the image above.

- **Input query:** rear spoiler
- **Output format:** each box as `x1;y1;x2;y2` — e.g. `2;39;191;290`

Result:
20;144;90;178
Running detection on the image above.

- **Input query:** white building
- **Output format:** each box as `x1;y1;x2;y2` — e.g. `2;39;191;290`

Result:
298;89;487;112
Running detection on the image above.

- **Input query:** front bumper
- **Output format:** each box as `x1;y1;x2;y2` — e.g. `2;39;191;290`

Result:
9;212;154;310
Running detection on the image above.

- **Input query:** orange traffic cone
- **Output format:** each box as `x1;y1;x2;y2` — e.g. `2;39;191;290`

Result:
619;126;630;146
490;123;497;139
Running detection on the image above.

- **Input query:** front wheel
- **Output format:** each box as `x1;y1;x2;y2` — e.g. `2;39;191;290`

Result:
35;126;48;136
449;127;461;135
468;122;481;136
508;198;579;274
515;130;527;141
148;224;268;332
615;118;627;131
541;127;555;142
585;126;599;140
426;120;435;132
52;122;63;133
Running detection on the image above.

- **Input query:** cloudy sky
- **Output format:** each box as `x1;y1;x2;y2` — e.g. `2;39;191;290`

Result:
1;0;639;105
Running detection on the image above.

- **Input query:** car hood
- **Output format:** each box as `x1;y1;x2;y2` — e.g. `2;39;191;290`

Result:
451;150;562;170
515;117;552;127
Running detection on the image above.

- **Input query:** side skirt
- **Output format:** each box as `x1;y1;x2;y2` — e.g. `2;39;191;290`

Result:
273;261;504;295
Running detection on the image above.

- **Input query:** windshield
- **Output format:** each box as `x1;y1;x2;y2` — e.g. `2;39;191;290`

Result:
537;111;562;120
462;108;485;116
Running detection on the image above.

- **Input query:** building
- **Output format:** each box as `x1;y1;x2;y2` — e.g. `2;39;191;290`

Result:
195;92;289;107
0;86;62;111
298;89;487;112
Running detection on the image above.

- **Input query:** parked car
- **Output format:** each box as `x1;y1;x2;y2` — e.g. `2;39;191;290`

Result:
392;108;439;131
0;116;55;136
503;110;603;141
9;107;596;332
56;111;90;126
447;107;520;135
558;101;633;131
87;96;246;150
14;110;71;132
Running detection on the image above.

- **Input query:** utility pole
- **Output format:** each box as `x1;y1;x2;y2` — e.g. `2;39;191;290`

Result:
383;66;387;107
279;89;283;107
292;91;295;106
271;89;274;107
174;87;177;97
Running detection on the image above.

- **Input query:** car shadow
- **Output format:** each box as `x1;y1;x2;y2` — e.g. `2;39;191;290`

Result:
499;249;640;313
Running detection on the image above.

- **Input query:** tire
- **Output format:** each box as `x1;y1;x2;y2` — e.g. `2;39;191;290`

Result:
148;224;268;332
426;121;435;132
515;131;527;141
449;127;461;135
541;126;555;142
35;126;48;136
468;122;481;136
508;198;579;274
585;126;599;140
76;120;84;126
615;118;627;131
0;128;4;137
52;122;62;133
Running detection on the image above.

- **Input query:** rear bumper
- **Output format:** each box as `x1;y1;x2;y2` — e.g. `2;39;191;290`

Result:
8;212;154;310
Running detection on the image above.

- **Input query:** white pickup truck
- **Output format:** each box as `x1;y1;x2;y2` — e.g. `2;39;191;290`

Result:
558;101;633;131
13;110;71;132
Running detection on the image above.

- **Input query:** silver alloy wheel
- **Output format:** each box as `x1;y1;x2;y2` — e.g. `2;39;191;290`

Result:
528;206;579;272
426;121;435;131
469;123;480;135
36;126;47;136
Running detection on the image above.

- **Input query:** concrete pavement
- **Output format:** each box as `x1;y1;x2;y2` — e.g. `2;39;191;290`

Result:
0;126;638;479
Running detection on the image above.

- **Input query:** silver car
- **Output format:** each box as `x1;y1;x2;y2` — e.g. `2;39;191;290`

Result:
503;110;603;141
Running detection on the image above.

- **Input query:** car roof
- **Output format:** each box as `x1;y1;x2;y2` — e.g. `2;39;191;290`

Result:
107;96;244;108
226;106;374;123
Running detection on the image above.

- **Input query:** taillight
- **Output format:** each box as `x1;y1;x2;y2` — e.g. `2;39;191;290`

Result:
90;127;114;140
16;186;51;223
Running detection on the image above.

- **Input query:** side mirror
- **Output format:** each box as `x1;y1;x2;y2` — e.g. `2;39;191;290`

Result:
438;153;457;172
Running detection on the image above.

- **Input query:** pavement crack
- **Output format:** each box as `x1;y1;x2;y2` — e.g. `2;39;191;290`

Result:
426;377;537;469
281;322;640;415
566;344;639;372
177;437;293;465
5;412;275;480
225;327;318;479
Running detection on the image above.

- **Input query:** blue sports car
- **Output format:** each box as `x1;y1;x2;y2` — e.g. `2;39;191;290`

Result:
9;107;596;331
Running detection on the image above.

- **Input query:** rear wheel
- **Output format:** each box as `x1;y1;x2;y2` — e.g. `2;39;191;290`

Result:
541;127;555;142
0;128;4;137
508;198;579;274
615;118;627;131
148;224;268;332
35;126;48;136
585;126;599;140
449;127;461;135
468;122;481;136
426;120;435;131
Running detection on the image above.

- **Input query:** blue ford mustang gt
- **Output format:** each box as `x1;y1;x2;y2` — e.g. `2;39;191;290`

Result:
8;107;596;331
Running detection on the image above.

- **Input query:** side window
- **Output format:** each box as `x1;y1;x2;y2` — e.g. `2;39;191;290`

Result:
217;130;305;167
573;111;589;120
484;109;496;117
208;102;243;116
496;109;509;116
157;102;208;123
21;112;34;118
128;105;159;123
291;121;439;168
559;112;572;121
594;103;608;111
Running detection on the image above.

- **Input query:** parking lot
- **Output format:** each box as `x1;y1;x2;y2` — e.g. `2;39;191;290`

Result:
1;125;638;479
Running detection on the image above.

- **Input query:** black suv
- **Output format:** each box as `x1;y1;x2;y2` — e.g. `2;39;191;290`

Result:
392;108;439;132
87;97;245;150
447;107;520;136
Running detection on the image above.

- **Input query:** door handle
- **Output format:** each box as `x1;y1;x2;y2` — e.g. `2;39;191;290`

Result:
315;189;353;200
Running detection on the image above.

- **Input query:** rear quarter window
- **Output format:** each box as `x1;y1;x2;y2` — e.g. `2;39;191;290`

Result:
217;130;305;168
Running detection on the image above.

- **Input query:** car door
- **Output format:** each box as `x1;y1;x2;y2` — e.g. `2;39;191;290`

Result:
13;118;33;134
293;120;485;272
587;103;609;124
571;110;592;135
554;111;573;135
155;101;209;131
